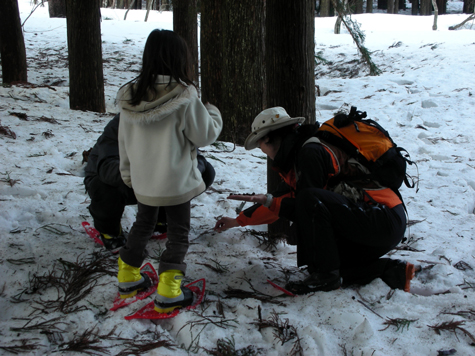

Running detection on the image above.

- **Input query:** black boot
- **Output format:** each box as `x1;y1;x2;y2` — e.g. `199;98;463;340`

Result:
381;259;416;292
285;270;341;295
100;230;126;252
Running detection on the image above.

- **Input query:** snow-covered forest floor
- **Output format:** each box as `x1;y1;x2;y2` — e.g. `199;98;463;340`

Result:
0;1;474;355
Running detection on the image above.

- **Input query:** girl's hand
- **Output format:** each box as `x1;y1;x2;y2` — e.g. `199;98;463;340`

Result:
227;194;267;205
214;217;239;233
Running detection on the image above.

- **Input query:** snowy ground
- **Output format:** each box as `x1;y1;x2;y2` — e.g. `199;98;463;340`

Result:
0;1;474;355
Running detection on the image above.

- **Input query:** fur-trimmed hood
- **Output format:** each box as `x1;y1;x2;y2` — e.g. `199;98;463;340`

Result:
116;76;197;126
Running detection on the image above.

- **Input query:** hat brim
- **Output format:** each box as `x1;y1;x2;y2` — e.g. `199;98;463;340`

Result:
243;117;305;150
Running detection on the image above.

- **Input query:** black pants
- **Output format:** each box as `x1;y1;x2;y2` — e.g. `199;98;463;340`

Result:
294;188;406;286
85;178;139;236
85;155;215;236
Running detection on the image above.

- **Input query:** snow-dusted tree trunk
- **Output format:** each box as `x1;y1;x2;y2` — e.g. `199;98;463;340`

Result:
432;0;439;29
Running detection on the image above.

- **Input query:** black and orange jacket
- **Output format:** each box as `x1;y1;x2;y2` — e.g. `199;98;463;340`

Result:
236;137;402;227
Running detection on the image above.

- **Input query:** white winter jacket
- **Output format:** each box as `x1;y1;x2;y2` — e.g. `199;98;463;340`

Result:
117;76;222;206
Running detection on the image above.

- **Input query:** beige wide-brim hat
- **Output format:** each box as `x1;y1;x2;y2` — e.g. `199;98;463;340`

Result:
244;107;305;150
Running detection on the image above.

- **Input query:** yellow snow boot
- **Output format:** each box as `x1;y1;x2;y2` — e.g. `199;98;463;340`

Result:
117;257;151;299
154;270;193;313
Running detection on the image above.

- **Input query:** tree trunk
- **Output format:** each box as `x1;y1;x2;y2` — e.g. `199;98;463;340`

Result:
378;0;387;9
387;0;395;13
355;0;364;13
172;0;198;83
320;0;332;16
65;0;105;112
266;0;316;238
49;0;67;18
463;0;474;13
366;0;373;12
420;0;432;14
436;0;446;14
0;0;28;84
200;0;223;112
432;0;439;29
411;0;419;15
201;0;265;144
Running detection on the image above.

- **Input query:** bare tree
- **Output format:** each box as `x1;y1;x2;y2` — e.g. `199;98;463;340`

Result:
0;0;28;84
65;0;105;112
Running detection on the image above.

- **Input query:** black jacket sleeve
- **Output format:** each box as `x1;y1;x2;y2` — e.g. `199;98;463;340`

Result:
84;114;123;187
96;115;122;187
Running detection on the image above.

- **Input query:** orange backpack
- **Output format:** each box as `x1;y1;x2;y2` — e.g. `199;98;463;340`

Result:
316;106;416;191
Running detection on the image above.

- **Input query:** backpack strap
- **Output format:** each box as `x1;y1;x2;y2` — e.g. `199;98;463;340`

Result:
302;137;341;175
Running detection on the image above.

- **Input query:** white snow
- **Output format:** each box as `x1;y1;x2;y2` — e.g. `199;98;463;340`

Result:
0;1;474;355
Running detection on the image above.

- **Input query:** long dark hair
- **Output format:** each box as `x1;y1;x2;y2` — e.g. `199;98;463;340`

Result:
128;29;194;106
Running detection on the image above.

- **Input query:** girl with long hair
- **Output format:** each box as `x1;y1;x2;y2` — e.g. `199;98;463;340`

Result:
116;29;222;313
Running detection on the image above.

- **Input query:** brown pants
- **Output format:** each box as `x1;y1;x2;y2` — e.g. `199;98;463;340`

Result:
119;201;191;275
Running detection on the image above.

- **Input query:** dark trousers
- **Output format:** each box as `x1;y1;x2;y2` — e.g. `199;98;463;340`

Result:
119;201;191;275
85;177;137;236
85;155;214;236
294;188;406;286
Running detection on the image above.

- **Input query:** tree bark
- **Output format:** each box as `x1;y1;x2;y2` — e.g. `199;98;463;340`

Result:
463;0;474;13
49;0;67;18
366;0;373;12
387;0;395;13
201;0;265;144
432;0;438;29
65;0;105;112
420;0;433;15
320;0;332;16
411;0;419;15
436;0;446;14
172;0;198;83
0;0;28;84
200;0;223;111
266;0;316;238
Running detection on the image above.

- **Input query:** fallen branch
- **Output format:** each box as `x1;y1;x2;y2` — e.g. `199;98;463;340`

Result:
0;123;16;139
380;318;418;332
449;13;475;30
428;320;475;343
0;339;41;354
252;308;303;356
